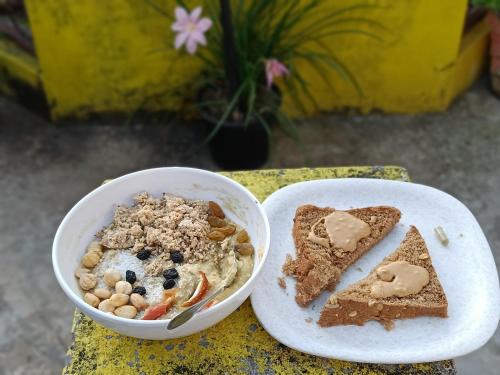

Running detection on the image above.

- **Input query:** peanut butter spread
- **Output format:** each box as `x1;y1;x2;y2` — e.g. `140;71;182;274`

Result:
307;211;371;252
370;260;429;298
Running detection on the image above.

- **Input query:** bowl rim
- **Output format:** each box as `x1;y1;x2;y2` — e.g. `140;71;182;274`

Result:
52;166;271;327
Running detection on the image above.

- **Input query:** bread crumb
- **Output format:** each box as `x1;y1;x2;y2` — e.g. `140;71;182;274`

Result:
277;277;286;289
305;317;313;323
355;266;363;272
282;254;296;276
418;253;429;260
381;320;394;331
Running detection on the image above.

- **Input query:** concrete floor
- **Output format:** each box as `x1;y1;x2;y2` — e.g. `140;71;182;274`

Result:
0;79;498;374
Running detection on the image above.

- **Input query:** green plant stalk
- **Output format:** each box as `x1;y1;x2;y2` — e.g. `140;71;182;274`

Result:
220;0;241;112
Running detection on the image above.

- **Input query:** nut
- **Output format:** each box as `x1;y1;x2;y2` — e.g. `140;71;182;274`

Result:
115;281;132;295
208;201;225;219
207;216;226;228
418;253;429;260
130;293;149;310
75;267;90;279
103;268;121;287
87;240;103;254
82;251;101;268
114;305;137;319
218;225;236;236
208;230;225;241
109;293;129;307
94;288;112;299
84;293;100;307
235;243;254;256
348;311;358;317
236;230;250;243
79;273;97;290
98;299;115;313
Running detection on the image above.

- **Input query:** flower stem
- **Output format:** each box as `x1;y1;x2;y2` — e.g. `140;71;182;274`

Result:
220;0;241;113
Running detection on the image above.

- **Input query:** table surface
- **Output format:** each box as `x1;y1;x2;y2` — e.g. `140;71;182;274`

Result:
64;166;456;374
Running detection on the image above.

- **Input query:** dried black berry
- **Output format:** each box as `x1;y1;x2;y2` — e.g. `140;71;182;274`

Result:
163;268;179;280
170;251;184;264
163;279;176;289
126;270;136;284
132;286;146;296
136;249;151;260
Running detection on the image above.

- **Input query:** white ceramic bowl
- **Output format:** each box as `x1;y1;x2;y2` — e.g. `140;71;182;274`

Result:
52;167;270;339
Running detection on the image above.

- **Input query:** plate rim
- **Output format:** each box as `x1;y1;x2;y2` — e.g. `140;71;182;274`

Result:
251;178;500;364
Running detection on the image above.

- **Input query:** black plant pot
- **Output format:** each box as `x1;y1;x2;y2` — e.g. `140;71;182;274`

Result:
198;83;280;170
208;121;269;170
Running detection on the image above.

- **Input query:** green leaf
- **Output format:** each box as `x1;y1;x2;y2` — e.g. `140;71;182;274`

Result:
204;80;249;143
144;0;172;19
275;110;300;142
310;39;365;96
244;80;257;127
254;112;273;140
313;29;384;42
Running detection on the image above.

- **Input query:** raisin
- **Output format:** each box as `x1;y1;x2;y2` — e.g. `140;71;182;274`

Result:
170;251;184;264
208;201;225;219
163;268;179;280
126;270;136;284
163;279;176;289
132;286;146;296
136;249;151;260
208;230;225;241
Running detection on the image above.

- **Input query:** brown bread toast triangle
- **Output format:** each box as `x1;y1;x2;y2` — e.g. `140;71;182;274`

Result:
318;226;448;328
283;205;401;307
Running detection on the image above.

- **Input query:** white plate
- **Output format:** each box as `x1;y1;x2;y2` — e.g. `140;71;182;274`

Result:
251;178;500;364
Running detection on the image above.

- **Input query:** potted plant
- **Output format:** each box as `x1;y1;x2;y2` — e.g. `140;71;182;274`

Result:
472;0;500;96
149;0;383;169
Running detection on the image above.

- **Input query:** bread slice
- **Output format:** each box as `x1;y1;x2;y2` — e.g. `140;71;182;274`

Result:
283;205;401;307
318;226;448;329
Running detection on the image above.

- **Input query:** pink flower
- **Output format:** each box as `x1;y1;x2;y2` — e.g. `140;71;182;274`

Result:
265;59;290;88
172;6;212;55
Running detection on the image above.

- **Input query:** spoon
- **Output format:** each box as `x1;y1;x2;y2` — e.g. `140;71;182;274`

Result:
167;252;238;330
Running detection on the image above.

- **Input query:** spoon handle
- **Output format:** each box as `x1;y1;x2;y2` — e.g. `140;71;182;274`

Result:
167;286;224;330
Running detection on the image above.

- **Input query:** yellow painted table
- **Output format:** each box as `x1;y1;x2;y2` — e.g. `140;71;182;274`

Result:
64;167;456;374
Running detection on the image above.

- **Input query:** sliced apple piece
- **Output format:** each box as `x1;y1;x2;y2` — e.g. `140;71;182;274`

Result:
181;271;209;307
142;297;174;320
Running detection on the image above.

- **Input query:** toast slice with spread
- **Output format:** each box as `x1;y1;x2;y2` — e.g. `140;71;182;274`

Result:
283;205;401;307
318;226;448;329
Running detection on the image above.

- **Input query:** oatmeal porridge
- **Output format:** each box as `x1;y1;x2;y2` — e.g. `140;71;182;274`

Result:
74;192;254;320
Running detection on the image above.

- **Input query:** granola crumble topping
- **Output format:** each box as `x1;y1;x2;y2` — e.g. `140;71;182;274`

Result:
98;192;227;267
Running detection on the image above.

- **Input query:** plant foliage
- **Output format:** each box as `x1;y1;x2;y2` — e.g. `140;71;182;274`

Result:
148;0;386;141
471;0;500;12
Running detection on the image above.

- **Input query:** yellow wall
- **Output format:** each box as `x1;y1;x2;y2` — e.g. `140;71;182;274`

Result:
24;0;476;119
